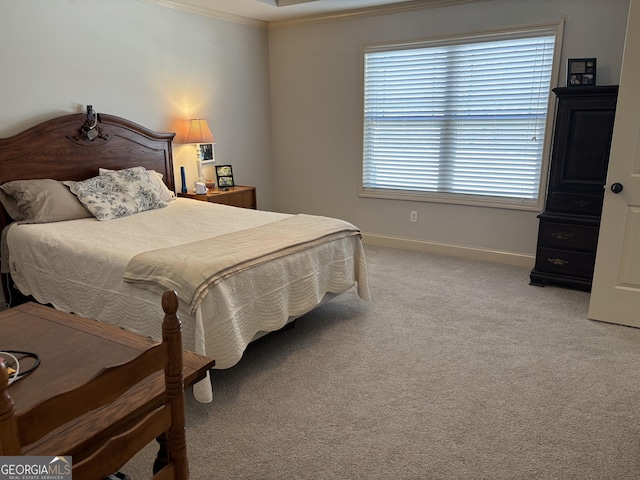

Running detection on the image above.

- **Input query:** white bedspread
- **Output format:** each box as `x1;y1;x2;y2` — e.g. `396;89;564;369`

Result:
5;199;369;402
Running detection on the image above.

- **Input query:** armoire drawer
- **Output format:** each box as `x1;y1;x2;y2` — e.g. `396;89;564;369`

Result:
538;221;599;252
534;247;596;279
546;191;604;216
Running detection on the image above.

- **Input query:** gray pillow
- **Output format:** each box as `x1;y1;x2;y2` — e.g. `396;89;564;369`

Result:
0;188;25;221
0;179;92;223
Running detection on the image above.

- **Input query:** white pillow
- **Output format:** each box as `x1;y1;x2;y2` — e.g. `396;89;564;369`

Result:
65;167;167;221
99;167;176;203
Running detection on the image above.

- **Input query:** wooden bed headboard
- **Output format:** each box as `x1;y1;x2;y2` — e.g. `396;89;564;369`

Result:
0;111;176;230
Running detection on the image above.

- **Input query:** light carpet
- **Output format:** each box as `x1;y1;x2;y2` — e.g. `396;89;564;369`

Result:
124;245;640;479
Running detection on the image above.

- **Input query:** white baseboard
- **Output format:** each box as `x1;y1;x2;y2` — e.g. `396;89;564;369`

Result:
362;233;535;268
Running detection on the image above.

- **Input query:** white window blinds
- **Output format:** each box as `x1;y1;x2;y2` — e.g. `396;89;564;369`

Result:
362;29;557;206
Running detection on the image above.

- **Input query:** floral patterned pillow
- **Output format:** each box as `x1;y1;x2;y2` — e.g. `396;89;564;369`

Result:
64;167;167;221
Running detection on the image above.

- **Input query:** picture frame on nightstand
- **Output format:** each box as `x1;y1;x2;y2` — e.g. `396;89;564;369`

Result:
215;165;235;190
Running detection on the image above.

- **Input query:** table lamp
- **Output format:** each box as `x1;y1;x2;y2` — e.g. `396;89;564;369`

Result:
185;118;216;183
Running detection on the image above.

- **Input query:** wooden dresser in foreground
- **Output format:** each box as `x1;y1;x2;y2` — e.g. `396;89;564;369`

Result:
178;185;256;209
530;86;618;291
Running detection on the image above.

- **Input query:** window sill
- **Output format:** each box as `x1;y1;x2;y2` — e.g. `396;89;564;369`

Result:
359;188;543;212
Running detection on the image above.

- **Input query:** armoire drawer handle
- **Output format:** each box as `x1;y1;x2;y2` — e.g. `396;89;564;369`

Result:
573;200;591;208
551;232;573;240
548;257;569;266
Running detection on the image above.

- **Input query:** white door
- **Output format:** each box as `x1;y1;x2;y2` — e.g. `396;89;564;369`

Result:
588;0;640;326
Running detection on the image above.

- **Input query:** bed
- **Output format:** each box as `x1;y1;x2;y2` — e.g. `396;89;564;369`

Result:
0;111;369;402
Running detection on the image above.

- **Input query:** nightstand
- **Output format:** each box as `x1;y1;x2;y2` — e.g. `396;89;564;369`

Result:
178;185;256;209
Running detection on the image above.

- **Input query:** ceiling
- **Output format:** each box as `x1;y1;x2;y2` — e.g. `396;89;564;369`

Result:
147;0;425;23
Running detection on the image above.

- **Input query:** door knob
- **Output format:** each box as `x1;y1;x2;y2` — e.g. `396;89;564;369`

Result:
611;183;624;194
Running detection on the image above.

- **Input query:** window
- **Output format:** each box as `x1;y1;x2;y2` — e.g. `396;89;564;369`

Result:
362;25;561;210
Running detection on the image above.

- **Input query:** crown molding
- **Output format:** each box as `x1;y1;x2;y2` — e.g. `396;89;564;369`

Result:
276;0;320;5
141;0;487;29
268;0;488;29
140;0;268;29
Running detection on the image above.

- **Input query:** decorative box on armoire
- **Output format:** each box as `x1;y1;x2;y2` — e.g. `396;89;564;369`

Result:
530;85;618;291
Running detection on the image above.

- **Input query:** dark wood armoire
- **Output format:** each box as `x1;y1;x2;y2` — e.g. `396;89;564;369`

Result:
530;85;618;291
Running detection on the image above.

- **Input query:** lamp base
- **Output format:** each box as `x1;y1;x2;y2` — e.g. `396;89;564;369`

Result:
180;166;187;194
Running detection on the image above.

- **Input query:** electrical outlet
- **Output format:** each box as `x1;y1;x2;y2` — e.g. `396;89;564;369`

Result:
410;211;418;223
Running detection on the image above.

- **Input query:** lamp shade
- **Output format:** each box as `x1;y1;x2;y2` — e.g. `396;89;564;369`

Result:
185;119;216;144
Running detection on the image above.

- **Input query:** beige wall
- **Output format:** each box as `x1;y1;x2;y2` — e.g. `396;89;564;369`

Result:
0;0;631;265
268;0;630;263
0;0;275;209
